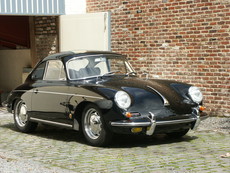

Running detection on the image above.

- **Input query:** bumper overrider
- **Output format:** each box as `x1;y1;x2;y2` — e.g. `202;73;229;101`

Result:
110;108;208;135
1;101;8;107
1;101;12;113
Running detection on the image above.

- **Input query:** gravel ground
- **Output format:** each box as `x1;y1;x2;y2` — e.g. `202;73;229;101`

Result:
198;116;230;134
0;151;75;173
0;109;75;173
0;107;229;173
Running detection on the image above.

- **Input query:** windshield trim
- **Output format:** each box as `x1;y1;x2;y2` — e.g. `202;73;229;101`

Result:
66;54;126;62
66;54;134;81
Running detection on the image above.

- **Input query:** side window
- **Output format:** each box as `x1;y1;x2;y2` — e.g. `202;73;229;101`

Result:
31;62;46;80
43;60;66;80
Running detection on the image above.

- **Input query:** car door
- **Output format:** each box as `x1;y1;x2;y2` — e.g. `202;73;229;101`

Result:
30;60;72;125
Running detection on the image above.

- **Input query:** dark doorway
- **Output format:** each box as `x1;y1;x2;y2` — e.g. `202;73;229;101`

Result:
0;16;30;49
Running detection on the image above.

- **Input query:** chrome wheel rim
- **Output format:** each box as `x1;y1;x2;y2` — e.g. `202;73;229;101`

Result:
15;101;28;127
84;108;102;140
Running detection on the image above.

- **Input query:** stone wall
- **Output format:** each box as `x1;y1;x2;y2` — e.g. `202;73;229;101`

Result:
33;16;59;64
87;0;230;116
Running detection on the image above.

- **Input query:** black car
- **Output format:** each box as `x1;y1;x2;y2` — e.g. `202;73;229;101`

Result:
3;51;207;146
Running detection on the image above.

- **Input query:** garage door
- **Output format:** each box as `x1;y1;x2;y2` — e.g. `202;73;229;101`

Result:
59;12;111;51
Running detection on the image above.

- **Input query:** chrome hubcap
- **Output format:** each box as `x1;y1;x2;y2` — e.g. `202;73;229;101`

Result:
15;101;28;127
84;108;102;139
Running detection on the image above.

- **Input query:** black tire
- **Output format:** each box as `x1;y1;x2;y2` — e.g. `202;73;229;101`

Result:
14;99;38;133
82;104;112;147
166;129;189;138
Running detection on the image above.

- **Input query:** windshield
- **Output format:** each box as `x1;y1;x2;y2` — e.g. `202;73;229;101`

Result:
67;55;135;80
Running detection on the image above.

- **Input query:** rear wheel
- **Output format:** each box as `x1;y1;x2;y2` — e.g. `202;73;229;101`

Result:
166;129;189;138
82;104;112;146
14;100;37;133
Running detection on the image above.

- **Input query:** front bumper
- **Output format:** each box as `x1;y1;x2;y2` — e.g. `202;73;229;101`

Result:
1;101;13;113
1;101;8;107
110;110;207;135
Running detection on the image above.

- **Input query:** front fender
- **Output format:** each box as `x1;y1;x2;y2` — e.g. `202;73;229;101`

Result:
94;99;113;109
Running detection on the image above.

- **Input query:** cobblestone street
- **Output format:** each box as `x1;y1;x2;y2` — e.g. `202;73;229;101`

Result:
0;108;229;173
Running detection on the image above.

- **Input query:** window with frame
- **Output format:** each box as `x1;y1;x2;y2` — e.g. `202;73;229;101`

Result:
31;62;46;80
43;60;66;80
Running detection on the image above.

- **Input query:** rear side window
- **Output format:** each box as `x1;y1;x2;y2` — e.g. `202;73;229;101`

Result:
43;60;66;80
31;62;46;80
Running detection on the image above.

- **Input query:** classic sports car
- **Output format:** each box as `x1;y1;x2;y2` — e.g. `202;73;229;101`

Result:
3;51;207;146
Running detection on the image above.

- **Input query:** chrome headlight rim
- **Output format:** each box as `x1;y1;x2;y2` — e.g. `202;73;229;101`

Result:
188;86;203;104
114;91;131;109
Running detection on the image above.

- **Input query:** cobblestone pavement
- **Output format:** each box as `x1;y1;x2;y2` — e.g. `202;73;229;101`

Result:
0;107;229;173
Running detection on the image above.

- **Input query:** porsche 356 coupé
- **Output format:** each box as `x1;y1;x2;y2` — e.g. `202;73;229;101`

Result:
3;51;207;146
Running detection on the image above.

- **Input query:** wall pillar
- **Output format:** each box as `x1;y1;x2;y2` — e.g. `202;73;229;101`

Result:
30;16;59;67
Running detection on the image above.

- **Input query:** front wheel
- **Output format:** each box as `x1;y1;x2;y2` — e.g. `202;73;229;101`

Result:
82;104;112;146
14;100;37;133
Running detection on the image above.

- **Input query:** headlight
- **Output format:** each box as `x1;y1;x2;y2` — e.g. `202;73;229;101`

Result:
188;86;203;103
114;91;131;109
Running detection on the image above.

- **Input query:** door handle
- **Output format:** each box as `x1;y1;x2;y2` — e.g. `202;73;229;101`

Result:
60;102;67;106
34;89;38;94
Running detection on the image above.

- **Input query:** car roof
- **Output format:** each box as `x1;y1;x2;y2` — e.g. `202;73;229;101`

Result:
41;50;124;62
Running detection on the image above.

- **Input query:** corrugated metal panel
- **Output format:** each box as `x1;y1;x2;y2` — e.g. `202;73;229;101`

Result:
0;0;65;15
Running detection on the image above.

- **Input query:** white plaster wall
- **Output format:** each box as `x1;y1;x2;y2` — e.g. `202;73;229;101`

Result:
0;49;31;91
65;0;86;14
60;12;111;51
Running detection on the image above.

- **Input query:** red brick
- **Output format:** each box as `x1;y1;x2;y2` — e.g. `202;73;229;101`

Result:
87;0;230;115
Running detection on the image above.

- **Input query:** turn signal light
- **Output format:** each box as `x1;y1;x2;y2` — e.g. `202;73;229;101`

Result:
199;106;206;112
69;113;73;119
125;112;141;118
125;112;132;118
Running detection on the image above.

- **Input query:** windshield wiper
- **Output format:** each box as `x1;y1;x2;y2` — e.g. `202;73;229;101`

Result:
126;72;137;76
102;70;119;76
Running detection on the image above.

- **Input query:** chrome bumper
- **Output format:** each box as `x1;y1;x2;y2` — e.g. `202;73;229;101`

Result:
111;111;201;136
1;101;8;107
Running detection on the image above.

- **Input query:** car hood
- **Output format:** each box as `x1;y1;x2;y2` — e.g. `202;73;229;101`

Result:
93;76;193;114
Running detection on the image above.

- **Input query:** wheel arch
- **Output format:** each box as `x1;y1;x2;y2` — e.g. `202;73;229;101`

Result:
11;98;21;111
73;101;92;124
73;100;111;131
77;101;113;146
7;91;28;113
13;98;38;133
73;99;112;121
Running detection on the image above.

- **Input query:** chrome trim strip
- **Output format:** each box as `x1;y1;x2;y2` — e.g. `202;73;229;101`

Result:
35;91;104;100
111;121;151;127
30;117;72;128
156;118;197;125
147;86;170;106
200;115;208;121
12;90;31;93
111;117;197;127
12;90;103;100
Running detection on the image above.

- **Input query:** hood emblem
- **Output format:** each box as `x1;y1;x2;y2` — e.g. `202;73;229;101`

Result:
147;86;170;106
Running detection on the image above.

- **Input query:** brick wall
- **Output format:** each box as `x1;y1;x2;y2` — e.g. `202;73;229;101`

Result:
34;16;59;63
87;0;230;116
